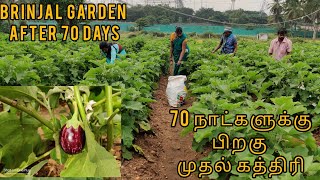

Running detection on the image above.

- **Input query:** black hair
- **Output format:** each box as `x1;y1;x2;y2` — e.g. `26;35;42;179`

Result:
99;42;113;59
175;27;183;34
99;42;109;49
278;28;287;35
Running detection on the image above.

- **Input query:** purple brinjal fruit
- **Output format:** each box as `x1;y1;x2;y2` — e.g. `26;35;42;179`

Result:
60;124;85;155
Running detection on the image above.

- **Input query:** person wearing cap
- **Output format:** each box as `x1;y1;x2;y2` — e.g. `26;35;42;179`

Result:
212;27;238;55
99;42;126;64
170;27;190;76
268;28;292;61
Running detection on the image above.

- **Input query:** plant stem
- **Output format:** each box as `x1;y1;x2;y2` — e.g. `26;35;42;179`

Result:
74;86;87;123
0;95;54;131
54;132;62;164
67;101;74;114
93;98;105;108
113;88;121;92
99;109;120;130
70;100;79;122
106;108;120;124
46;99;55;124
105;86;114;151
92;92;121;108
83;94;89;107
112;92;121;97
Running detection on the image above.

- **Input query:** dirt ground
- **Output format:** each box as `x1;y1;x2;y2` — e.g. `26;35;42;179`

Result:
313;129;320;146
121;75;208;180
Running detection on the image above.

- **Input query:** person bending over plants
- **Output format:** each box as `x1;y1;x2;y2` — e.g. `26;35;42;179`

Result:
100;42;127;64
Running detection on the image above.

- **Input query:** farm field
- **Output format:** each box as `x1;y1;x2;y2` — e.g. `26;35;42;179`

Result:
0;32;320;179
0;32;169;177
122;36;320;179
183;37;320;179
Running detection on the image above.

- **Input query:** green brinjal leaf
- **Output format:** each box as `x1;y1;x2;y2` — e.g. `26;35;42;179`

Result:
0;110;43;169
0;86;44;106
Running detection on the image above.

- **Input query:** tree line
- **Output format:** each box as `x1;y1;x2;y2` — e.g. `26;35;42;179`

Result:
269;0;319;39
0;0;319;39
127;1;319;39
128;5;268;28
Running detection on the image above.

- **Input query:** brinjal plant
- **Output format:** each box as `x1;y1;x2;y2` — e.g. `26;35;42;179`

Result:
0;86;121;177
181;39;320;179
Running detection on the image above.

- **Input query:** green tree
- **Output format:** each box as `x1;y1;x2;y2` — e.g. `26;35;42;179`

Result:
282;0;319;39
145;15;157;25
126;5;146;22
223;9;268;24
175;7;194;23
194;8;229;24
126;5;267;25
158;16;171;24
283;0;303;30
269;0;284;25
302;0;320;39
195;8;216;21
135;18;148;31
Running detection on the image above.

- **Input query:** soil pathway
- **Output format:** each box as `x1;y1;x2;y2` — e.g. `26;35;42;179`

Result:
121;75;202;180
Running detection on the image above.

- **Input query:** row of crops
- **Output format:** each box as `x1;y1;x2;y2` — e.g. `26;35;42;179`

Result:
0;32;170;176
182;38;320;179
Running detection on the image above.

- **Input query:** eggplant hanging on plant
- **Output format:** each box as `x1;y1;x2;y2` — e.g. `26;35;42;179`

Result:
59;107;86;155
60;124;85;155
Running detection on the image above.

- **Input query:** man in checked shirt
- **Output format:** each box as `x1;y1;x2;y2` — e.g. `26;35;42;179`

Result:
268;29;293;61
